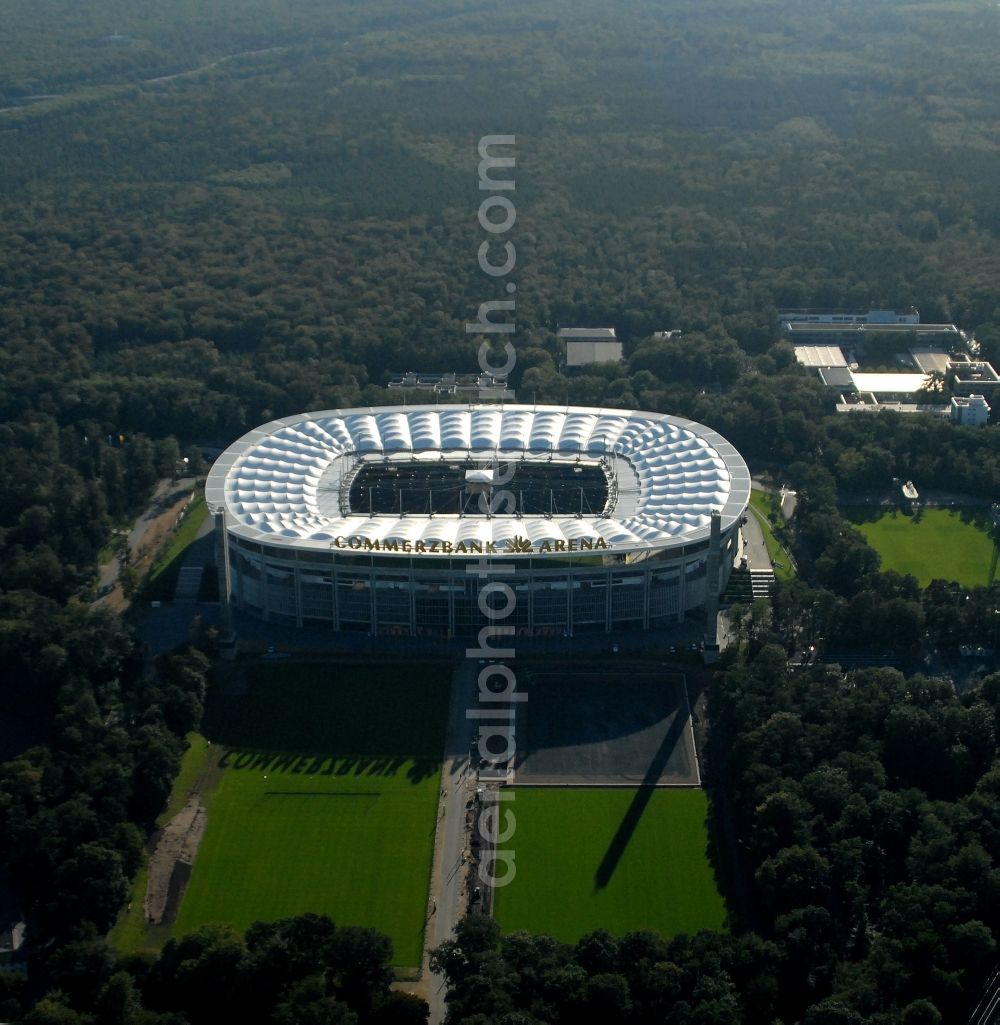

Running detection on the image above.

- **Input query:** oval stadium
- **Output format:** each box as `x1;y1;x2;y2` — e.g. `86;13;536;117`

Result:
205;404;751;637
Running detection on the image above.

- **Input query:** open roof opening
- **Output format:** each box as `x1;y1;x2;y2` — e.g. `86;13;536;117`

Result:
347;458;609;517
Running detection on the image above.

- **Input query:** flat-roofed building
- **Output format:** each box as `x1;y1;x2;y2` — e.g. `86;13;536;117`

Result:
794;344;848;368
781;321;960;347
819;367;949;417
835;395;949;417
950;360;1000;399
818;367;855;389
779;307;919;325
850;372;930;396
910;349;954;374
559;327;623;367
951;395;991;426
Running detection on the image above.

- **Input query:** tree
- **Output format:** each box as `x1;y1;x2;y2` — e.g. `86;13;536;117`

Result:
272;979;357;1025
369;991;429;1025
328;926;394;1018
582;972;632;1020
128;724;183;827
49;843;129;934
755;845;832;915
22;994;87;1025
46;936;117;1013
93;972;145;1025
150;924;247;1024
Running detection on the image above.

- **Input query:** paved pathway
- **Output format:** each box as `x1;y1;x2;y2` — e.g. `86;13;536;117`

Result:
741;506;772;574
414;658;479;1024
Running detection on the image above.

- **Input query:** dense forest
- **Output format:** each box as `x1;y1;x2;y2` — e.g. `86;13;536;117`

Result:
1;0;999;1022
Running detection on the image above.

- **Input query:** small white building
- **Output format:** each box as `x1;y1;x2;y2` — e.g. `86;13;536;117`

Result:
558;327;623;367
951;394;991;427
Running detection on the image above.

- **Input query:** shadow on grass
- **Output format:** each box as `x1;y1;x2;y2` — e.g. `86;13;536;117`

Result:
217;748;441;783
593;707;690;890
842;506;901;526
202;664;452;767
843;505;994;530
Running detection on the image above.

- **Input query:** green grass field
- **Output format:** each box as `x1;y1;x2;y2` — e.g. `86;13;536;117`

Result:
493;788;725;943
845;507;996;588
172;662;450;967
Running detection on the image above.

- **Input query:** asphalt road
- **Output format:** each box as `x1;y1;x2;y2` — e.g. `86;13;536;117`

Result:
404;658;478;1024
741;505;773;573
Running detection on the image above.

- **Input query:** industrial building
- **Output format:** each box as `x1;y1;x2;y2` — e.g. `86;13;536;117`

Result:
558;327;623;367
778;307;920;326
782;320;961;347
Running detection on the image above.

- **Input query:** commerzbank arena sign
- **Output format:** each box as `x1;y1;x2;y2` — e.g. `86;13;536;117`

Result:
330;534;610;555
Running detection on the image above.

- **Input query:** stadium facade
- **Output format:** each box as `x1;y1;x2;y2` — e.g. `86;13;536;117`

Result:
206;404;751;636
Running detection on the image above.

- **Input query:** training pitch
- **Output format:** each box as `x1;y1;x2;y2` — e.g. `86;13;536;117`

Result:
173;662;449;967
845;507;996;588
493;787;725;942
513;664;699;786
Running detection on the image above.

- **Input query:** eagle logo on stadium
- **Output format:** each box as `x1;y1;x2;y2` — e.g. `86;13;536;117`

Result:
507;535;533;553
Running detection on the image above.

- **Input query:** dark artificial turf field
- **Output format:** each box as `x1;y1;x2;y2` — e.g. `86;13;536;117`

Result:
513;663;699;785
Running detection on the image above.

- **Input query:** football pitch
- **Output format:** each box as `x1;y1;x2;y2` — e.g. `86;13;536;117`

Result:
845;507;996;588
173;662;450;967
493;787;725;943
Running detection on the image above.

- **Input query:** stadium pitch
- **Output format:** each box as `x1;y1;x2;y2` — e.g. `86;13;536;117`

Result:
172;662;449;968
512;663;699;786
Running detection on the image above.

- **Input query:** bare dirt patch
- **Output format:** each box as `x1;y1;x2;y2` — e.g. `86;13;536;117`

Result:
144;795;208;926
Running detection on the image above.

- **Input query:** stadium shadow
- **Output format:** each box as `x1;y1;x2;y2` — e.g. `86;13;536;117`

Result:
593;708;690;890
216;748;441;783
515;665;687;752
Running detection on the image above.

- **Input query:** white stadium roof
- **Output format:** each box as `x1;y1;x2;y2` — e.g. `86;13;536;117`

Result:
206;405;751;556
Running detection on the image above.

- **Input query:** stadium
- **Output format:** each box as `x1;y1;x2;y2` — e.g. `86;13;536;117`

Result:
205;404;751;637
